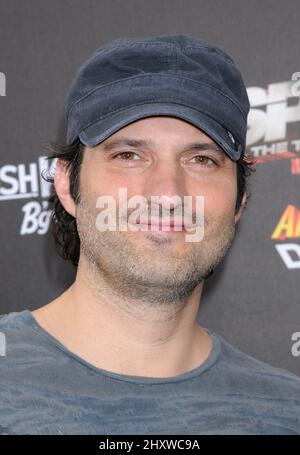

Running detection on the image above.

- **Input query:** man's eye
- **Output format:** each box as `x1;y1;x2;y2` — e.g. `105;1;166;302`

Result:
190;155;216;167
113;151;141;161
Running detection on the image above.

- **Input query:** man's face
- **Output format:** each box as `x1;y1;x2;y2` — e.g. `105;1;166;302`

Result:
71;116;243;306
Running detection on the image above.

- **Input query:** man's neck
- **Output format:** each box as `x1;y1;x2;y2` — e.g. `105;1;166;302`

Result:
31;267;212;378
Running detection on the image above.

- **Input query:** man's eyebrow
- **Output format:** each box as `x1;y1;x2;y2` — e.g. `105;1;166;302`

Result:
100;138;153;151
99;138;225;155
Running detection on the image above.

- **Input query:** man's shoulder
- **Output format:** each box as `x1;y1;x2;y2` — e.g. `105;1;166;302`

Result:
0;309;46;360
0;309;30;333
215;331;300;400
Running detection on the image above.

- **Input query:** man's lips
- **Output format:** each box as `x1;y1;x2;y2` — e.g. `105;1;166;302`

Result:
133;220;186;230
133;217;185;226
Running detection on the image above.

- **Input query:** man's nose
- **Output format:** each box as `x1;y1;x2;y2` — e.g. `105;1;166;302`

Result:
145;160;187;211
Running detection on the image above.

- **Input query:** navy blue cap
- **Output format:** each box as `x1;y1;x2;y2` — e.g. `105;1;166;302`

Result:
66;34;250;161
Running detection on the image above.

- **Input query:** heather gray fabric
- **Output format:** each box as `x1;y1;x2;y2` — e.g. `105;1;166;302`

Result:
0;309;299;435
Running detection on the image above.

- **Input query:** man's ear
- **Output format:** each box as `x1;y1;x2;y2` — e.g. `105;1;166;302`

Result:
234;192;247;224
54;159;76;218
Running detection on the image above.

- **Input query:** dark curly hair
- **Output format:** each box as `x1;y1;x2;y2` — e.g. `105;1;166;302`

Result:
42;137;257;270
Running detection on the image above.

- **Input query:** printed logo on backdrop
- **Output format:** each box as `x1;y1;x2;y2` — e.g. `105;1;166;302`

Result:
0;72;6;96
247;75;300;270
0;157;56;235
291;331;300;357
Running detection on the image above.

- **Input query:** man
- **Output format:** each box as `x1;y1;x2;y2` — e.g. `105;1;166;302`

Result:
0;34;299;435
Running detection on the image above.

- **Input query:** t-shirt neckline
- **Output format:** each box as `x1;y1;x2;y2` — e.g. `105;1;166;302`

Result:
20;309;221;385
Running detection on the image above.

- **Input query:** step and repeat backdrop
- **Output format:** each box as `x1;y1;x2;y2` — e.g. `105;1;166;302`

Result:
0;0;299;376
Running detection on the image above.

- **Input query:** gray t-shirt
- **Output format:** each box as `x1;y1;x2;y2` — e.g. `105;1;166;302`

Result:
0;309;299;435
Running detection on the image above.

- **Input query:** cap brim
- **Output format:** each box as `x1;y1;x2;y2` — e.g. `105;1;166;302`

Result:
79;103;242;161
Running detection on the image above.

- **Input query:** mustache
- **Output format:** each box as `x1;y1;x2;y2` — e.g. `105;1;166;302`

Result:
119;208;204;228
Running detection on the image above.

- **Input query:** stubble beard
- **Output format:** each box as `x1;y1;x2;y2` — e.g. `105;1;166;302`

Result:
75;192;236;309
